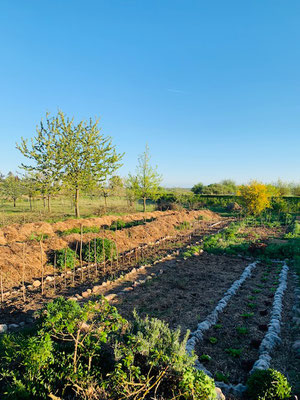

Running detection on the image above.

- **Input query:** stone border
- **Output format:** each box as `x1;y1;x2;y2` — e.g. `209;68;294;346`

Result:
250;262;289;373
186;261;258;354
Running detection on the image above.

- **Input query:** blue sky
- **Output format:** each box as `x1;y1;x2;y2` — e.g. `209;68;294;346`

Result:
0;0;299;187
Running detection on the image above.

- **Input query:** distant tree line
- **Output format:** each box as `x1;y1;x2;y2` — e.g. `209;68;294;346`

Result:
191;179;300;197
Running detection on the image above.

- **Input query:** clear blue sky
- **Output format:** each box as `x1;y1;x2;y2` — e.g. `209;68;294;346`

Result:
0;0;299;187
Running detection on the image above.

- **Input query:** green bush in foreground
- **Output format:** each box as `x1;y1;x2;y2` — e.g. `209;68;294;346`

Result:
246;369;291;400
0;297;216;400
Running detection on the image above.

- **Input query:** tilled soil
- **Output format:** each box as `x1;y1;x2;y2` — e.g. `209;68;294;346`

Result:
111;254;250;335
194;262;293;385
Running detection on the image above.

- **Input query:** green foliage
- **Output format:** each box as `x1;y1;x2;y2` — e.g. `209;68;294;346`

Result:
82;238;116;263
28;233;49;241
214;324;222;329
128;145;162;212
57;225;100;236
0;297;217;400
215;372;229;383
246;369;291;400
208;337;218;344
236;326;248;335
17;111;123;217
247;302;257;309
1;173;23;207
183;245;202;258
225;348;243;358
176;221;192;230
241;312;254;318
55;247;77;270
200;354;212;362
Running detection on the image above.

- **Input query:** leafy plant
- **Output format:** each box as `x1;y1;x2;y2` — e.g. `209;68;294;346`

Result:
81;238;116;263
200;354;212;362
208;337;218;344
55;247;77;270
225;348;243;358
241;312;254;318
215;372;230;383
247;302;257;309
214;324;222;329
246;369;291;400
236;326;248;335
176;221;191;231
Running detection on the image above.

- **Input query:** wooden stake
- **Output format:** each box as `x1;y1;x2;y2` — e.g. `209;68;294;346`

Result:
40;238;44;296
94;238;97;276
0;268;3;304
53;252;56;292
80;225;83;281
22;242;26;302
88;241;91;279
64;248;67;288
102;237;105;274
73;241;78;285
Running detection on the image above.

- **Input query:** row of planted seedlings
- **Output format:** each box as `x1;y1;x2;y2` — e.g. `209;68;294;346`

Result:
194;259;285;386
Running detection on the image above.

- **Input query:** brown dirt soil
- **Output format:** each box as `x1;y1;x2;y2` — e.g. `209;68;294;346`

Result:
109;253;250;335
0;209;219;290
194;263;294;386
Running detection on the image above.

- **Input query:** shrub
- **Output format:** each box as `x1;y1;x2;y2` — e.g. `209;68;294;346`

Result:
55;247;77;270
0;298;217;400
82;238;116;263
246;369;291;400
238;182;271;215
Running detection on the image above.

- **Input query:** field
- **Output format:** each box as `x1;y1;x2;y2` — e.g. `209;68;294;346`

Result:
0;208;299;399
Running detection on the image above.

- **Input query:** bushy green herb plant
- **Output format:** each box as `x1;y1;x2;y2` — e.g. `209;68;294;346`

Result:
236;326;248;335
208;337;218;344
246;369;291;400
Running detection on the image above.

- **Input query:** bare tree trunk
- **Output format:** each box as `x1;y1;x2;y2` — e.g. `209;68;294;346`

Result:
104;195;107;213
13;198;16;207
75;188;80;218
29;196;32;211
47;195;51;213
143;197;146;212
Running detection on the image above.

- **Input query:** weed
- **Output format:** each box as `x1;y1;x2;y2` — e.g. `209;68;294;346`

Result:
200;354;212;362
236;326;248;335
215;372;230;383
225;348;243;358
247;302;257;309
241;312;254;318
208;337;218;344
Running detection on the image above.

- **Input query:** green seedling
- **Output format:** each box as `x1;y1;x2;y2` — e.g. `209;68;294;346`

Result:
225;348;243;358
247;302;257;309
248;295;256;301
253;289;261;294
200;354;212;362
215;372;230;383
236;326;248;335
270;287;277;293
261;277;267;282
241;312;254;318
209;337;218;344
214;324;222;329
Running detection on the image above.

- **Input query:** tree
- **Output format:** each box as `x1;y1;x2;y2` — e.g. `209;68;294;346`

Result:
22;174;40;211
17;111;123;217
17;114;60;213
109;175;124;197
2;172;23;207
55;112;123;217
191;183;204;194
128;145;162;212
238;181;271;215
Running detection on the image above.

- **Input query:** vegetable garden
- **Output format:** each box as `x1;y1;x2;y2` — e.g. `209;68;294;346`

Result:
0;208;299;399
